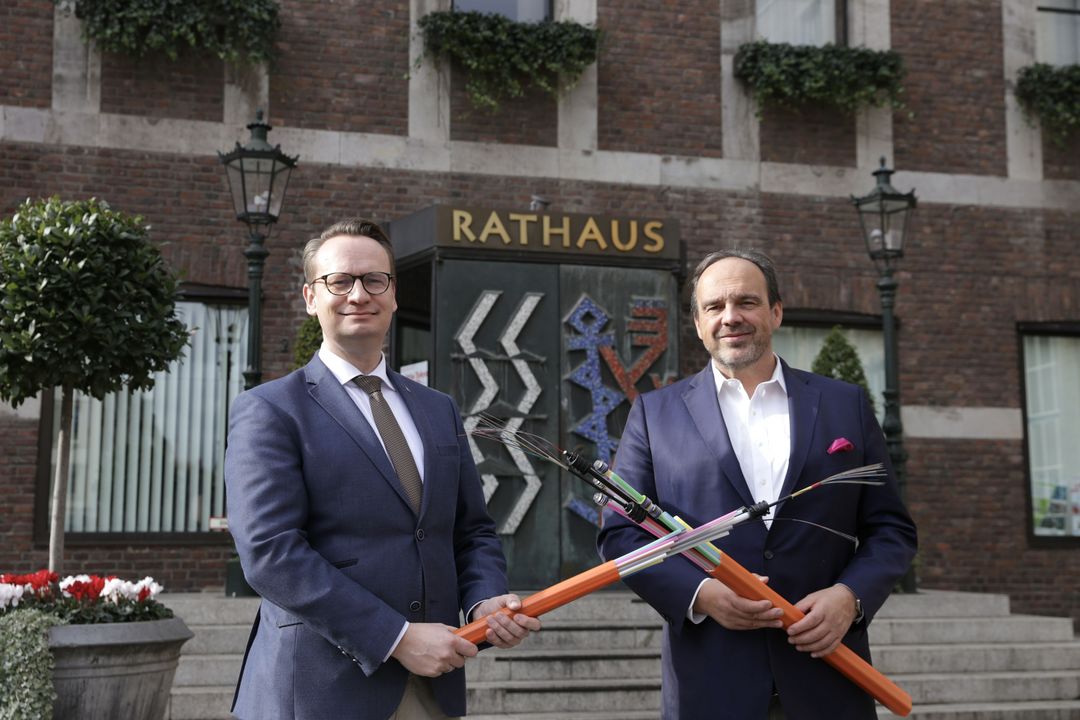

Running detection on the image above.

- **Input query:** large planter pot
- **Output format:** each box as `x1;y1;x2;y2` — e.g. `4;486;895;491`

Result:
48;616;193;720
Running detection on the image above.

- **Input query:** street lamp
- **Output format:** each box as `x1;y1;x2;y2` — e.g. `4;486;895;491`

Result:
852;157;917;592
219;110;298;390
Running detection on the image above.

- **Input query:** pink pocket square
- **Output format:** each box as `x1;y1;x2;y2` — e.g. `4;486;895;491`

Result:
827;437;855;455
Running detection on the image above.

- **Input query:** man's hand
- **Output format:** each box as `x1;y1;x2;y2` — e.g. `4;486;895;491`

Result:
787;584;858;658
390;623;478;677
471;594;542;649
693;577;784;630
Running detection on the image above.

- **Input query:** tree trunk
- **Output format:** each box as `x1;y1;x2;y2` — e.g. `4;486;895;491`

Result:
49;386;73;575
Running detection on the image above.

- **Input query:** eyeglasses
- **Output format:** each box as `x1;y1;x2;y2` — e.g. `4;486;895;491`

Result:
309;271;394;296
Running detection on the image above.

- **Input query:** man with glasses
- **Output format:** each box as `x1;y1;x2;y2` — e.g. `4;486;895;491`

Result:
226;218;540;720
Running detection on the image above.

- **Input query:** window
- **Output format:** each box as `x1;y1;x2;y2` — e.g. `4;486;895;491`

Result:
453;0;550;23
1021;331;1080;538
757;0;847;46
1036;1;1080;66
772;317;884;422
44;298;248;535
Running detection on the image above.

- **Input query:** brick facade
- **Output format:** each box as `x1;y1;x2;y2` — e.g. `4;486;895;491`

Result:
269;0;410;135
891;0;1008;176
0;0;53;108
597;0;723;157
100;51;223;123
1;1;1079;628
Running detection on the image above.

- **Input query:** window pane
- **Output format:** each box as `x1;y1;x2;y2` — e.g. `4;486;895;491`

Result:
757;0;837;46
1023;334;1080;537
53;301;248;533
772;325;884;422
454;0;549;22
1036;2;1080;66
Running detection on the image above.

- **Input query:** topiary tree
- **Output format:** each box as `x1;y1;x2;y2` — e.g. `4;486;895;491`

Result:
811;326;877;414
292;313;322;370
0;197;190;575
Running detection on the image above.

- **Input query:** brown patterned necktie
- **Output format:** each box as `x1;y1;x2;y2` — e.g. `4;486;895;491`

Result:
353;375;422;514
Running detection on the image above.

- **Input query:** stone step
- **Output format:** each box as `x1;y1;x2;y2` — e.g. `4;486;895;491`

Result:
874;642;1080;675
876;590;1012;619
466;678;661;715
164;594;260;626
877;699;1080;719
869;615;1075;645
510;618;662;650
167;686;234;720
896;670;1080;705
175;654;242;688
182;624;251;655
466;647;661;682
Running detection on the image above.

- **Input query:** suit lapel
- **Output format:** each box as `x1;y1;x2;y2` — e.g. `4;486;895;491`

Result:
777;360;820;511
304;357;414;512
681;366;757;508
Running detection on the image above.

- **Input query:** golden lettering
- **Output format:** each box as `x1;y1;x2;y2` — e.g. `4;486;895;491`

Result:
507;213;538;245
576;217;608;250
479;211;512;244
543;215;571;247
643;220;664;253
611;219;638;251
452;209;476;242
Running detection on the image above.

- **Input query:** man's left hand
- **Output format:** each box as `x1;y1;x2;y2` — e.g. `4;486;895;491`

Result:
786;584;858;658
472;594;542;649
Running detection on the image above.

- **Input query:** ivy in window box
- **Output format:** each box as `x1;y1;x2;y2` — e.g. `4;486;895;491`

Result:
418;10;600;112
1015;63;1080;147
60;0;281;64
734;41;904;116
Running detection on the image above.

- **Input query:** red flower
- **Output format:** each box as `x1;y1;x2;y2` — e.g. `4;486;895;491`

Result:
827;437;855;455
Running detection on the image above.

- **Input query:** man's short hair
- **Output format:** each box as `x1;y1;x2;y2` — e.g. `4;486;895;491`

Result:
689;249;782;317
302;218;394;282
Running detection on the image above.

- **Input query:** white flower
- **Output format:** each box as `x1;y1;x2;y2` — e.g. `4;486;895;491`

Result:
0;583;25;610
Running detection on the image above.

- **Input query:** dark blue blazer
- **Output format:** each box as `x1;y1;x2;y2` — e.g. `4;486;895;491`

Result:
225;356;507;720
598;360;917;720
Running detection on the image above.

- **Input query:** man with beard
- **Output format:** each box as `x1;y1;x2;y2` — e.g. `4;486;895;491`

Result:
598;249;916;719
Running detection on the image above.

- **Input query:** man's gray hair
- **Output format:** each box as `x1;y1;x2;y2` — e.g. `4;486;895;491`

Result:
689;249;782;317
302;218;394;282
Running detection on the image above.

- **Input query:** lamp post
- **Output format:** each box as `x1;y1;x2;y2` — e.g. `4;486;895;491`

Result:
219;110;298;390
852;157;917;593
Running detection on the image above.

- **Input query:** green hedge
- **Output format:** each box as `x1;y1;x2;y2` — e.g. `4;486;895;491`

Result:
0;609;64;720
734;41;904;115
419;10;600;111
1015;63;1080;147
63;0;280;63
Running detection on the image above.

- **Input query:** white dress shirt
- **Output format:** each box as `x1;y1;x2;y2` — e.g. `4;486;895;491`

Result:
688;355;791;622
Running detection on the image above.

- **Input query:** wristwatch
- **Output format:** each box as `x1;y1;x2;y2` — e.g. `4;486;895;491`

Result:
852;594;864;623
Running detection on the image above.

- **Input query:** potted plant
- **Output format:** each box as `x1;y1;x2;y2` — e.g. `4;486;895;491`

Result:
0;570;192;720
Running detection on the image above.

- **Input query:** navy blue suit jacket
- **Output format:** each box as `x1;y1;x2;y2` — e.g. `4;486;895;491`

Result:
597;360;917;720
225;356;507;720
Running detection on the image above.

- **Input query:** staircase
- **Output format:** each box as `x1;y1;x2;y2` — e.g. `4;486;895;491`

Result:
164;589;1080;720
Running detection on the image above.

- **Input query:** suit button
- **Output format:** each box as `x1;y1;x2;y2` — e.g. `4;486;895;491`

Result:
416;528;425;541
763;550;774;560
410;601;422;612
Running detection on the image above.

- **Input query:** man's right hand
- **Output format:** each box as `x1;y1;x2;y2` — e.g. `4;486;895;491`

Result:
692;577;784;630
390;623;478;677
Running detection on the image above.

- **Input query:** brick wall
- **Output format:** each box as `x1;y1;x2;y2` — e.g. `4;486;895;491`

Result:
269;0;409;135
100;51;223;122
909;437;1080;628
597;0;723;158
0;0;53;108
1043;132;1080;181
0;415;41;573
892;0;1007;176
760;104;856;167
449;65;557;147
